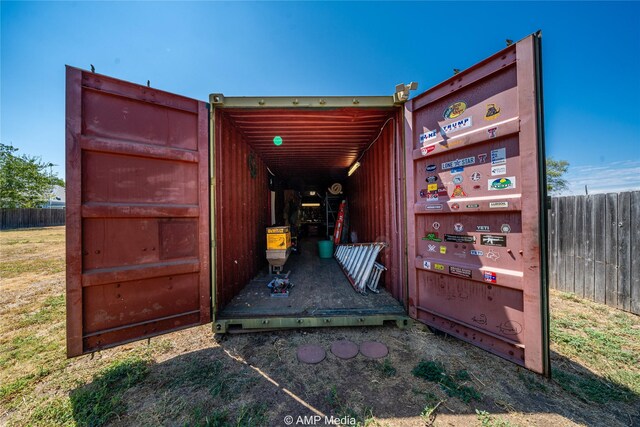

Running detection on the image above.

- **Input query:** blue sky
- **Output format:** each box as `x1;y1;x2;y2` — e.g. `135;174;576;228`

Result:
2;1;639;195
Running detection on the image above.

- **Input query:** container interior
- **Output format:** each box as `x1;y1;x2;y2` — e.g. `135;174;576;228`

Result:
213;106;406;319
220;237;405;319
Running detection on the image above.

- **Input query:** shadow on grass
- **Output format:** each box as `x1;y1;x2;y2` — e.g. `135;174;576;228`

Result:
67;331;640;427
69;354;150;426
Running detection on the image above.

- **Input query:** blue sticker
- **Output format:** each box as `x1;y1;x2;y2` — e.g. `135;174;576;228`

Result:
426;164;437;172
450;167;464;175
470;250;484;256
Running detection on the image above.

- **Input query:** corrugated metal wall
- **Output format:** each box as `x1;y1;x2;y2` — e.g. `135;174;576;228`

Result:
215;111;269;310
346;111;405;303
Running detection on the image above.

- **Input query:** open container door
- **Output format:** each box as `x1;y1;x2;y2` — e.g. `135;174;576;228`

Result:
65;67;210;357
404;33;549;374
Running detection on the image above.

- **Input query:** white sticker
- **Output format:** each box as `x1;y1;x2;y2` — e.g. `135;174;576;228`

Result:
441;117;472;135
432;222;441;230
491;148;506;165
420;130;438;144
489;201;509;208
426;204;443;210
442;156;476;170
454;223;464;232
423;260;431;269
491;165;507;176
427;244;437;252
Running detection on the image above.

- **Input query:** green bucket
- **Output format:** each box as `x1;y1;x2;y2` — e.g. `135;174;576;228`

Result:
318;240;334;259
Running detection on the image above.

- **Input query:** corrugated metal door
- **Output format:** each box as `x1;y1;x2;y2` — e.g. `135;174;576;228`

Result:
65;67;210;357
404;34;549;374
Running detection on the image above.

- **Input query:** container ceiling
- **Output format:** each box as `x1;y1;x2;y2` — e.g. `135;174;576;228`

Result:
222;107;396;187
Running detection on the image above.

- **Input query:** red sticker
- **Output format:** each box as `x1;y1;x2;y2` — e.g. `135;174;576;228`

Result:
421;144;436;156
484;271;497;283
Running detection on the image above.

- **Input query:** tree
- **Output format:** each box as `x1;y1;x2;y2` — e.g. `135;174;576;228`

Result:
546;157;569;195
0;143;65;208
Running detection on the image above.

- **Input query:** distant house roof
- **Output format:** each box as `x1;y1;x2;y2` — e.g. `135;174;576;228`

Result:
46;185;66;208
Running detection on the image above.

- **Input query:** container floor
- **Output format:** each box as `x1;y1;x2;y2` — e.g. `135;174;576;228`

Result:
218;237;405;318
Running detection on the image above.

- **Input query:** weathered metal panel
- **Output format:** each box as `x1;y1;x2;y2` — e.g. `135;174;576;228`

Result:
346;110;404;300
65;67;210;357
404;34;549;374
214;110;270;311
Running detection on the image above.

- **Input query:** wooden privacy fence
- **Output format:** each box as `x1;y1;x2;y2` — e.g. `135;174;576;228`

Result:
1;208;66;230
548;191;640;315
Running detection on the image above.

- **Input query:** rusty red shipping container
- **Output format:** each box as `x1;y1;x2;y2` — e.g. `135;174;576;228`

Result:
66;33;549;375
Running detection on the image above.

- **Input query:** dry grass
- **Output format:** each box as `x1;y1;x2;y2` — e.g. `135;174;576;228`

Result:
1;226;639;426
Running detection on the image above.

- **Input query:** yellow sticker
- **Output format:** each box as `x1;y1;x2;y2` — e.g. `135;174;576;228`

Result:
434;263;445;271
440;246;447;254
485;103;501;120
428;183;438;191
444;101;466;119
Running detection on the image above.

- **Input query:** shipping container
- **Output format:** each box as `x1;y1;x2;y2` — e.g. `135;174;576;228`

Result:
66;33;549;374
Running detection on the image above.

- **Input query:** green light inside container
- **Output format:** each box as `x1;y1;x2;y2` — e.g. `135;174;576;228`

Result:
273;136;283;146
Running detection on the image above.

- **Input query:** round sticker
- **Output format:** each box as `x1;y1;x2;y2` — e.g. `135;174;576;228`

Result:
453;175;464;184
443;101;467;120
501;224;511;233
470;172;481;182
432;222;441;230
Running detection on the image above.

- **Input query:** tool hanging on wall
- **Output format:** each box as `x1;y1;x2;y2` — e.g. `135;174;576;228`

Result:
334;242;387;294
